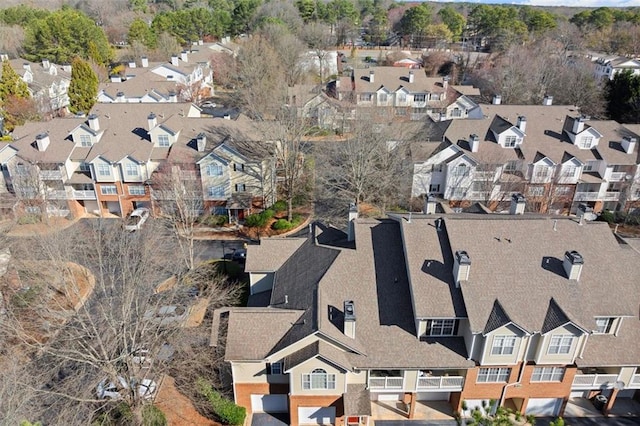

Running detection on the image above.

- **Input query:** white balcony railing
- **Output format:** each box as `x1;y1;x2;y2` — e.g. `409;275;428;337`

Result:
417;376;464;390
46;190;67;199
369;377;404;389
602;192;621;201
574;192;600;201
629;375;640;388
71;190;97;200
608;172;627;181
40;170;63;180
572;374;618;389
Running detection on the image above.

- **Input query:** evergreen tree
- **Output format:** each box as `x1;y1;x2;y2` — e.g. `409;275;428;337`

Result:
68;57;98;115
0;60;32;132
0;60;30;101
606;69;640;123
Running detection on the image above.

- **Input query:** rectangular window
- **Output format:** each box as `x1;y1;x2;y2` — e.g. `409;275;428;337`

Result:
504;161;518;173
80;134;92;147
477;368;511;383
535;166;549;178
491;335;516;355
158;134;170;147
232;163;245;172
452;164;469;177
359;93;372;102
504;135;517;147
429;184;440;193
79;162;91;172
378;93;388;103
208;186;225;197
128;185;145;195
583;161;597;172
269;362;283;375
302;371;336;390
15;164;28;175
125;163;139;177
427;319;456;336
206;164;223;176
414;94;426;103
579;136;593;149
412;107;426;114
235;183;246;192
397;93;407;103
548;335;574;355
531;367;565;382
595;317;614;334
528;186;544;196
452;108;462;117
97;163;111;177
100;185;117;195
554;186;571;196
453;187;466;197
562;165;576;177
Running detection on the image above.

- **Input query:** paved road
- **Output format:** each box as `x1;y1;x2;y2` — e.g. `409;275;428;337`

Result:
194;239;247;264
251;413;289;426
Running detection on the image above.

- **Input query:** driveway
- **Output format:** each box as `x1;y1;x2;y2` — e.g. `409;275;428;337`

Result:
375;418;640;426
375;421;456;426
251;413;289;426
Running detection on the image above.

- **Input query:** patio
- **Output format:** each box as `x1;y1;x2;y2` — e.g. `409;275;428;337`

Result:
370;400;455;422
564;397;640;418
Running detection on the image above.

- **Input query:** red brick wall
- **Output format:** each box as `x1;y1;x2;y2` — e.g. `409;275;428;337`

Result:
289;395;343;426
234;383;270;413
457;363;577;415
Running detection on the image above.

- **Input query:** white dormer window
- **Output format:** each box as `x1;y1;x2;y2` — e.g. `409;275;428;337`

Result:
378;93;387;103
97;163;111;176
414;94;426;103
579;136;593;149
426;319;457;336
302;368;335;390
397;93;407;103
79;162;91;172
125;163;139;177
452;164;469;177
80;134;92;147
595;317;614;334
359;93;372;102
452;108;462;118
269;362;283;375
206;164;223;176
535;166;550;178
158;135;170;147
562;165;576;177
504;135;517;148
491;335;516;355
548;335;574;354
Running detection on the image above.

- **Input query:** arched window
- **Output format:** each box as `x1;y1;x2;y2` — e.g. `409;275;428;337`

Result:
302;368;336;390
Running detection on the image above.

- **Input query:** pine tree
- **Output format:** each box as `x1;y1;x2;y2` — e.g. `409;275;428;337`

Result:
0;60;30;101
68;57;98;115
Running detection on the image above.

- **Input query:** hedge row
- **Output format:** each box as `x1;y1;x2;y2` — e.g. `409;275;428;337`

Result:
196;378;246;426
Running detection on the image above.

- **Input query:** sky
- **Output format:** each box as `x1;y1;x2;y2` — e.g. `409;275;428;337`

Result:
428;0;640;7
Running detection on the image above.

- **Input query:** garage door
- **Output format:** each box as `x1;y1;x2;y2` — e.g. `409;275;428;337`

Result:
417;392;450;401
298;407;336;425
251;394;288;413
371;393;403;401
525;398;563;416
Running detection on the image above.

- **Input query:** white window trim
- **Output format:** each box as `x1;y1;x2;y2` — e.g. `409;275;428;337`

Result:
128;185;145;195
206;164;223;177
548;334;574;355
594;317;614;334
158;134;170;147
100;185;117;195
302;369;336;390
97;163;111;176
531;366;565;382
270;362;283;375
428;319;456;336
491;335;516;355
125;163;140;176
504;135;517;147
477;367;511;383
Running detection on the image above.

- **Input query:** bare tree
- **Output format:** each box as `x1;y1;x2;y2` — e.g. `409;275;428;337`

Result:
151;155;204;270
0;219;240;425
299;23;337;84
259;24;308;87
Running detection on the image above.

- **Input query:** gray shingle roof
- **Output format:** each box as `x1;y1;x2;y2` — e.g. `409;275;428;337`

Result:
245;238;306;272
284;340;350;372
483;300;512;335
344;384;371;416
540;298;572;334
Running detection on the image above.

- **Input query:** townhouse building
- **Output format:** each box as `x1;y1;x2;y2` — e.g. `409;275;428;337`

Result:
4;57;71;117
0;103;275;219
411;103;640;214
326;67;480;125
99;47;214;103
213;202;640;425
593;55;640;80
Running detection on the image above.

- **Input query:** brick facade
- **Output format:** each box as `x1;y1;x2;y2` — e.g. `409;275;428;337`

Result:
289;395;343;426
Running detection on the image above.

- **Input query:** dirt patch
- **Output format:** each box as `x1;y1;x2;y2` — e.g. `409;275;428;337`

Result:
184;297;210;328
5;217;78;237
156;375;220;426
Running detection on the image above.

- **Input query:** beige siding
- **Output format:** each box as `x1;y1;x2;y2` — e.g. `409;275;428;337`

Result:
404;370;419;392
232;362;268;383
459;319;475;361
535;324;584;365
481;324;524;366
289;357;345;395
249;272;274;295
417;319;427;337
346;370;367;385
618;367;635;386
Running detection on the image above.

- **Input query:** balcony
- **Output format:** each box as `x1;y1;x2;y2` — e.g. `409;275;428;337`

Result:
629;375;640;388
368;376;404;390
416;376;464;391
574;192;600;201
40;170;63;180
608;172;628;182
474;171;497;180
71;190;96;200
572;374;619;389
180;171;197;180
602;191;621;201
46;190;68;200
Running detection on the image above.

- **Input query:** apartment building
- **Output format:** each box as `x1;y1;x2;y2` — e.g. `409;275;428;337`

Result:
326;67;480;124
0;103;275;219
213;203;640;425
411;103;640;214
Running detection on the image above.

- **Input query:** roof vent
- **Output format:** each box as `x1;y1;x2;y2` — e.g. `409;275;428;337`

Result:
343;300;356;339
510;193;526;215
453;250;471;288
563;250;584;281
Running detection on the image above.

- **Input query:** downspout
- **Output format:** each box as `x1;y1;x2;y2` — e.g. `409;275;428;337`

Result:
467;333;477;361
518;334;533;383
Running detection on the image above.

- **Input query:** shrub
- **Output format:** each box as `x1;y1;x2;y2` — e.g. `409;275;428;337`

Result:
197;379;246;426
142;404;167;426
272;218;293;230
244;209;274;228
17;214;40;225
598;210;614;224
200;215;228;227
271;200;287;212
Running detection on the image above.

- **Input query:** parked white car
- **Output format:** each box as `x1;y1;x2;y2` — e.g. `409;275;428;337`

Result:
124;208;150;231
96;376;157;400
